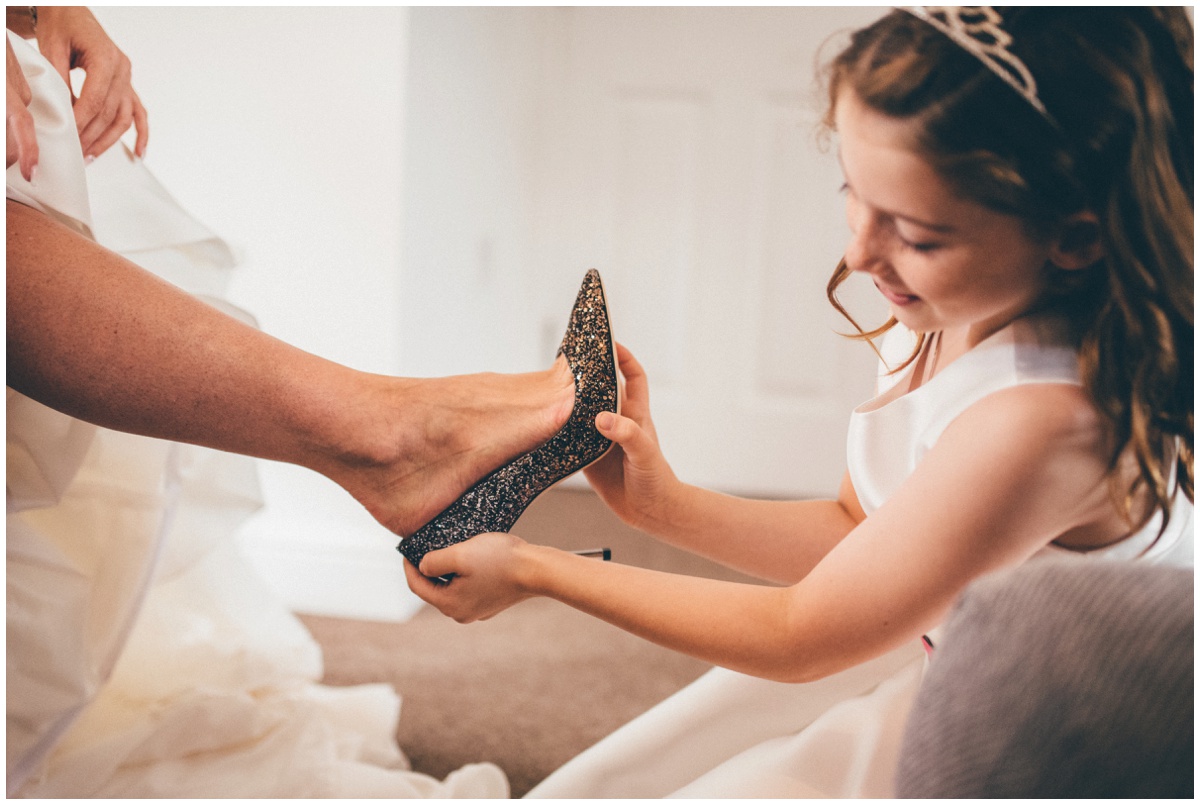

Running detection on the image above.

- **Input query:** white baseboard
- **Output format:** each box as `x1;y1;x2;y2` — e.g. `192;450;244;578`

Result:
236;469;594;624
238;512;425;624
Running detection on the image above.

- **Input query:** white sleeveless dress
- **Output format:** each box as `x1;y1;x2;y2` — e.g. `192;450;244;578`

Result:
6;31;506;798
527;318;1193;798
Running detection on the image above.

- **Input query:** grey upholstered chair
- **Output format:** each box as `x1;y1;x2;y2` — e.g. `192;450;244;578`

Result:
895;557;1193;798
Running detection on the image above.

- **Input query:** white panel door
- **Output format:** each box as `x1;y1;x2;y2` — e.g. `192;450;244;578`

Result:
530;7;888;498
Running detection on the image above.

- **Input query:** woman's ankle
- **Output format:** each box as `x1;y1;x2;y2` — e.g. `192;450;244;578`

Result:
320;363;577;537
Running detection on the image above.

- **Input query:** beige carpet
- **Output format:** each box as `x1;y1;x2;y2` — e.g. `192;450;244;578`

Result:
302;487;760;797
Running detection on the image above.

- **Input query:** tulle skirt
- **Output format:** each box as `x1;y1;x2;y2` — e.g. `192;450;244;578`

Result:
6;30;505;798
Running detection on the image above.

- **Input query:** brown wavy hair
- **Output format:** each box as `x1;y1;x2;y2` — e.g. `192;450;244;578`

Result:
823;8;1194;536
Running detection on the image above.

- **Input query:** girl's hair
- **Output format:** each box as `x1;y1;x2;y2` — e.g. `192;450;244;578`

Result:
823;8;1194;536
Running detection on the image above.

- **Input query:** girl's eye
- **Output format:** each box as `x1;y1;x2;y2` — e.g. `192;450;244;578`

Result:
896;228;943;253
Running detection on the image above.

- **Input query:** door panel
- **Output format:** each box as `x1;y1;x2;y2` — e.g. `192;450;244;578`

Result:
533;7;888;497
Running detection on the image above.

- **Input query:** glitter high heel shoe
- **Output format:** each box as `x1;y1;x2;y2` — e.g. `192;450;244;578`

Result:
398;269;619;567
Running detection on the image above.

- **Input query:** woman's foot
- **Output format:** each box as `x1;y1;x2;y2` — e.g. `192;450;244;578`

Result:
328;356;576;538
398;268;619;565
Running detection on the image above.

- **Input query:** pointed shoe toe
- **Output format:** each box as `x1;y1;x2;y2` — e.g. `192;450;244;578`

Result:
398;269;619;566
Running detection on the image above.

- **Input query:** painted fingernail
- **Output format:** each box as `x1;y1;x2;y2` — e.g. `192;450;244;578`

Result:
84;155;95;165
28;164;38;184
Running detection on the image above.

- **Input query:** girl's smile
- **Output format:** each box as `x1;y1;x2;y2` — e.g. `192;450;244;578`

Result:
872;279;920;307
834;88;1063;357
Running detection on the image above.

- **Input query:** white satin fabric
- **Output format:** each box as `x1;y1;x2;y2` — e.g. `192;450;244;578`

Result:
6;31;506;797
853;317;1192;566
528;318;1192;799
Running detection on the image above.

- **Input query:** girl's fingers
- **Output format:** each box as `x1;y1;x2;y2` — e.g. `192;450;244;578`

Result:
613;342;651;419
416;545;458;580
401;556;444;600
614;342;646;388
595;411;654;463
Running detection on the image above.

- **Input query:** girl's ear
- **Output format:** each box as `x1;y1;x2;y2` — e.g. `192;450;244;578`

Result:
1049;212;1105;270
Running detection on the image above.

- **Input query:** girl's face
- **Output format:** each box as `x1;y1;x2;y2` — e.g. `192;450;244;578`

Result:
835;88;1055;346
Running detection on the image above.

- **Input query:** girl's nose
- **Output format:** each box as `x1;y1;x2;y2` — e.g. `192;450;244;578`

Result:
844;208;884;275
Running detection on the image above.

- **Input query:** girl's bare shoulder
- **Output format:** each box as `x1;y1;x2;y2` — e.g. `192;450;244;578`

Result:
956;382;1103;447
936;382;1113;521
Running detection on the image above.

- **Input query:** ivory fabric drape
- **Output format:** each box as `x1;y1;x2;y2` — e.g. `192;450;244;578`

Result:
6;30;506;797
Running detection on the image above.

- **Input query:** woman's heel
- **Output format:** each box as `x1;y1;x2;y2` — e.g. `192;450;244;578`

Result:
398;269;619;567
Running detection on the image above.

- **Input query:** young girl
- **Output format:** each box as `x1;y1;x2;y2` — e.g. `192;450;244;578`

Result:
405;7;1193;797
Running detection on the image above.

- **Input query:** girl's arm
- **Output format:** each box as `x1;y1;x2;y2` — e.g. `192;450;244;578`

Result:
582;344;865;584
620;474;866;585
407;381;1117;683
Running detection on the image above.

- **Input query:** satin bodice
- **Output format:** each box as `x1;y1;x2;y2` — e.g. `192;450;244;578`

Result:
846;318;1192;566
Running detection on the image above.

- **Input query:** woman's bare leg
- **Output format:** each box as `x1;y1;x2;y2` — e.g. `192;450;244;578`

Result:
7;199;575;536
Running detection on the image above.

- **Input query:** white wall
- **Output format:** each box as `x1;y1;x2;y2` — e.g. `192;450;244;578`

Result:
399;7;560;377
399;7;887;503
89;8;883;622
93;8;418;620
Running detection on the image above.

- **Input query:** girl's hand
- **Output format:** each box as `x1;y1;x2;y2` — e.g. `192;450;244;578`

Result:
584;343;683;531
402;533;534;623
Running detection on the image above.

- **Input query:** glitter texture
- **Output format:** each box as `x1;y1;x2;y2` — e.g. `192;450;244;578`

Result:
398;269;619;566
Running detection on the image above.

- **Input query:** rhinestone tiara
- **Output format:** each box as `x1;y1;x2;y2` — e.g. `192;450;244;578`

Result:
901;6;1054;124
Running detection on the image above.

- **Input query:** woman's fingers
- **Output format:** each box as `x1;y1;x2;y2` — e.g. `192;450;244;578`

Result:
6;39;38;180
81;92;134;158
7;99;38;180
130;93;149;157
74;54;132;157
36;7;147;159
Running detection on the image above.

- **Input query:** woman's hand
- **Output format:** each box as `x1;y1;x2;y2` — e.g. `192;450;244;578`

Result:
402;533;536;623
584;343;684;531
35;7;148;159
6;37;38;180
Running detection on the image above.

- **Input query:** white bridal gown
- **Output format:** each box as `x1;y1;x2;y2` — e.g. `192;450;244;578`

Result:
6;31;506;798
528;318;1193;798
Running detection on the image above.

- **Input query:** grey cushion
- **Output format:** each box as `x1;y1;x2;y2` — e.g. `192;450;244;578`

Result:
895;558;1193;798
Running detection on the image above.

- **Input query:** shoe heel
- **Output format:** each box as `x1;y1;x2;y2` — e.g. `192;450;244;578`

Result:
398;269;619;567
